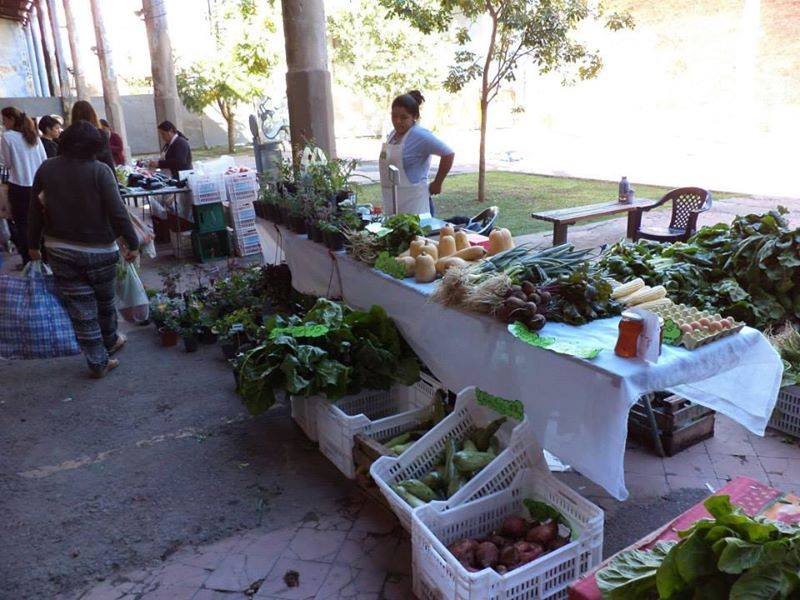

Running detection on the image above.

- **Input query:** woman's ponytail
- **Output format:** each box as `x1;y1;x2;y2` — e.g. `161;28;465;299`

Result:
20;112;38;146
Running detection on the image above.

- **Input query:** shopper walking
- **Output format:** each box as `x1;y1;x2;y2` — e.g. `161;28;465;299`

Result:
1;106;46;268
29;121;139;378
38;115;62;158
148;121;192;177
100;119;125;166
67;100;116;173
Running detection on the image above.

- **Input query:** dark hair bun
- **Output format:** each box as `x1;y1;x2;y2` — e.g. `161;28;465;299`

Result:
59;120;104;159
408;90;425;106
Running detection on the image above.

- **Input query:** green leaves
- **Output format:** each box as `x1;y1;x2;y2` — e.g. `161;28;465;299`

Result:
374;252;407;280
597;494;800;600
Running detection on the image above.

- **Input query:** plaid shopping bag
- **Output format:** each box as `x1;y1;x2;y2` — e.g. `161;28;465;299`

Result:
0;261;80;359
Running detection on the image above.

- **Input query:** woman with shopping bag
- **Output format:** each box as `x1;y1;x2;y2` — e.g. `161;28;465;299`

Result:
29;121;139;378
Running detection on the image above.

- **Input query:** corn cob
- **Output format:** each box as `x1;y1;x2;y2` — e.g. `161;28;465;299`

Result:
635;297;673;310
611;278;645;300
623;285;667;306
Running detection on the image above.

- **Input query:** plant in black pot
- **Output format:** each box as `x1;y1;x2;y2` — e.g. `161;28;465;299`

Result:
287;195;307;234
320;220;345;251
159;303;183;348
177;302;205;352
214;308;259;360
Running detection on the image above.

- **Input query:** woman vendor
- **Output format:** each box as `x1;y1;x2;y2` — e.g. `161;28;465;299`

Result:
379;90;454;216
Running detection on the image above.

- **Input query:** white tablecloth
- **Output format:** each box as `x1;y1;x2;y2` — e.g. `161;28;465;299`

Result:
267;224;783;500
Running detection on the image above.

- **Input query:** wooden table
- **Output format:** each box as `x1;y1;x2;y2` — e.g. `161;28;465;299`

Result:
531;198;658;245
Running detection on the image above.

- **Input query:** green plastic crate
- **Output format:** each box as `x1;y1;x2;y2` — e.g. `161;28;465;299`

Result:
191;229;231;262
192;202;226;234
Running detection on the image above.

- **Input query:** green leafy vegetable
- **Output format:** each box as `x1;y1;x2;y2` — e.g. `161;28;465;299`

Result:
374;251;408;279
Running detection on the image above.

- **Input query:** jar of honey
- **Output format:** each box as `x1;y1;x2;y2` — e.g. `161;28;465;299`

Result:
615;311;643;358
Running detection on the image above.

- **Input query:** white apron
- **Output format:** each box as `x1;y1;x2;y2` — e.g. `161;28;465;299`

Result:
378;132;429;215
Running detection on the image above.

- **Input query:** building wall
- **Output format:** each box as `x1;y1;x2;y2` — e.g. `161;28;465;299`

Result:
0;94;251;155
0;19;34;97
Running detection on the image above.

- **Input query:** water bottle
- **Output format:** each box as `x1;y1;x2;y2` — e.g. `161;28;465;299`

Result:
618;176;630;203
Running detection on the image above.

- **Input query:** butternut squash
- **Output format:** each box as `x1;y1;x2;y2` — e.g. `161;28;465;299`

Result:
454;230;469;251
439;225;455;243
438;235;456;258
397;249;411;259
499;228;514;251
421;243;439;261
453;245;487;261
488;230;505;256
409;239;425;258
415;253;437;283
396;256;416;277
435;256;469;275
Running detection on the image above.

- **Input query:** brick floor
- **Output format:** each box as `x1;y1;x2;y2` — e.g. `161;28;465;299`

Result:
68;414;800;600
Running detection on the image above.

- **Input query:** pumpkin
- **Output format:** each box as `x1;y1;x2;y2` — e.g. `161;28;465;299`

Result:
409;239;425;258
454;230;469;251
396;256;416;277
439;224;455;243
421;243;439;261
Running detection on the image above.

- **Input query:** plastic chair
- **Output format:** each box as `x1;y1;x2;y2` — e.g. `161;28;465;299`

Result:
447;206;499;236
633;187;711;243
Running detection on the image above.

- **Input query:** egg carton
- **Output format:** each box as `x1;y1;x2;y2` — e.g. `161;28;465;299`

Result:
648;303;744;350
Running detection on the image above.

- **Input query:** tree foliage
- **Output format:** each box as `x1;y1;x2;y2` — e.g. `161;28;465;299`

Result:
327;1;444;128
378;0;634;201
176;0;278;152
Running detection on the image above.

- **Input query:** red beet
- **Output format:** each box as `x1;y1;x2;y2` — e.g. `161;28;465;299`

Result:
500;516;527;539
448;538;478;566
499;544;518;567
526;520;558;544
475;542;499;568
548;536;570;551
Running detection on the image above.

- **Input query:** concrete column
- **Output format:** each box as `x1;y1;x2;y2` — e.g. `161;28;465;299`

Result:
89;0;130;162
280;0;337;160
47;0;72;101
36;0;60;96
30;6;51;96
62;0;89;100
25;22;44;97
142;0;182;133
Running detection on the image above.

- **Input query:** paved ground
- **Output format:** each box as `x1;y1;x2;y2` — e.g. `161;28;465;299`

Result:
3;212;800;599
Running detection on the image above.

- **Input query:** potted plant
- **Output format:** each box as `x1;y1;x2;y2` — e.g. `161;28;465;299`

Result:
320;220;345;251
287;198;307;234
160;306;182;347
214;308;259;359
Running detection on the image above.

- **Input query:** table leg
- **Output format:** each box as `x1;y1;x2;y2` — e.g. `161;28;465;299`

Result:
641;393;666;457
553;223;568;246
627;209;642;240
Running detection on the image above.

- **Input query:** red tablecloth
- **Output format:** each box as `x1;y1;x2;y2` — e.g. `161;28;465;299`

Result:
568;477;799;599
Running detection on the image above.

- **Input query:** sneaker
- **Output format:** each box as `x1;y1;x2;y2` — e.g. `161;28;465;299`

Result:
90;359;120;379
108;333;127;355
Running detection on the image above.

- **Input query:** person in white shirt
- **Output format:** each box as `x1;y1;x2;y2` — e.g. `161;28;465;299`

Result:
1;106;46;267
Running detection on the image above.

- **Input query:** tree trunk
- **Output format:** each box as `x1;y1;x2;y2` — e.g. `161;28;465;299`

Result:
478;97;489;203
226;113;236;153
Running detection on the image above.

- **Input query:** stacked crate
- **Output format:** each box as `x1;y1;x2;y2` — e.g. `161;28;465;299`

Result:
224;171;263;258
188;172;230;262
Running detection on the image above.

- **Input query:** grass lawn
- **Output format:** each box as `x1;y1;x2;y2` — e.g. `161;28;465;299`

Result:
356;172;740;237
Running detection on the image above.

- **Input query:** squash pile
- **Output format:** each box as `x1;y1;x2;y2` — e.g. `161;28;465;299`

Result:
395;224;515;284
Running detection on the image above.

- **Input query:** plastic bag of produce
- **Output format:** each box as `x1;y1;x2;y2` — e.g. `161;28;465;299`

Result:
0;260;80;359
115;260;149;323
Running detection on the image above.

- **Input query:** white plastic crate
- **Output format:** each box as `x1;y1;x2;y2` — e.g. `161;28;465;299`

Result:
291;395;321;441
370;387;545;531
232;217;257;233
188;173;225;205
316;386;434;479
412;468;603;600
232;206;257;221
769;385;800;437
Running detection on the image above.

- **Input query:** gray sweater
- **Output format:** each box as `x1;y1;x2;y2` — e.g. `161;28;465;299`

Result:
29;157;139;251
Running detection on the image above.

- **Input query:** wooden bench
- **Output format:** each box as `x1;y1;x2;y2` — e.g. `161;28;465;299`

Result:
531;198;659;245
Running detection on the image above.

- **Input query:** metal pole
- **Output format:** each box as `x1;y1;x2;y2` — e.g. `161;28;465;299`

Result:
61;0;89;100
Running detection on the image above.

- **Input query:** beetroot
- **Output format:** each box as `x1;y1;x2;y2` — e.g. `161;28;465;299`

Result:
475;541;499;568
448;538;478;566
499;544;519;567
489;534;507;548
513;540;532;554
526;520;558;544
500;516;527;539
496;564;508;575
548;536;570;551
517;543;544;566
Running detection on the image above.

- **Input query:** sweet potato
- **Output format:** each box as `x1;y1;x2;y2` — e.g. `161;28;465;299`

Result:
518;544;544;566
499;544;518;567
526;520;558;545
488;534;507;549
475;541;499;568
500;516;527;539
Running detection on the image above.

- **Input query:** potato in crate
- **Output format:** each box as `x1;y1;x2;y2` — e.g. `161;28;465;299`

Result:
412;468;603;600
370;387;544;531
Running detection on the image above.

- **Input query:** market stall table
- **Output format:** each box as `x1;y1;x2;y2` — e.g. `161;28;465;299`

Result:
264;223;782;500
120;186;191;257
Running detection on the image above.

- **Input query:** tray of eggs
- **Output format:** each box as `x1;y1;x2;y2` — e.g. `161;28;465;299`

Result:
646;303;744;350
